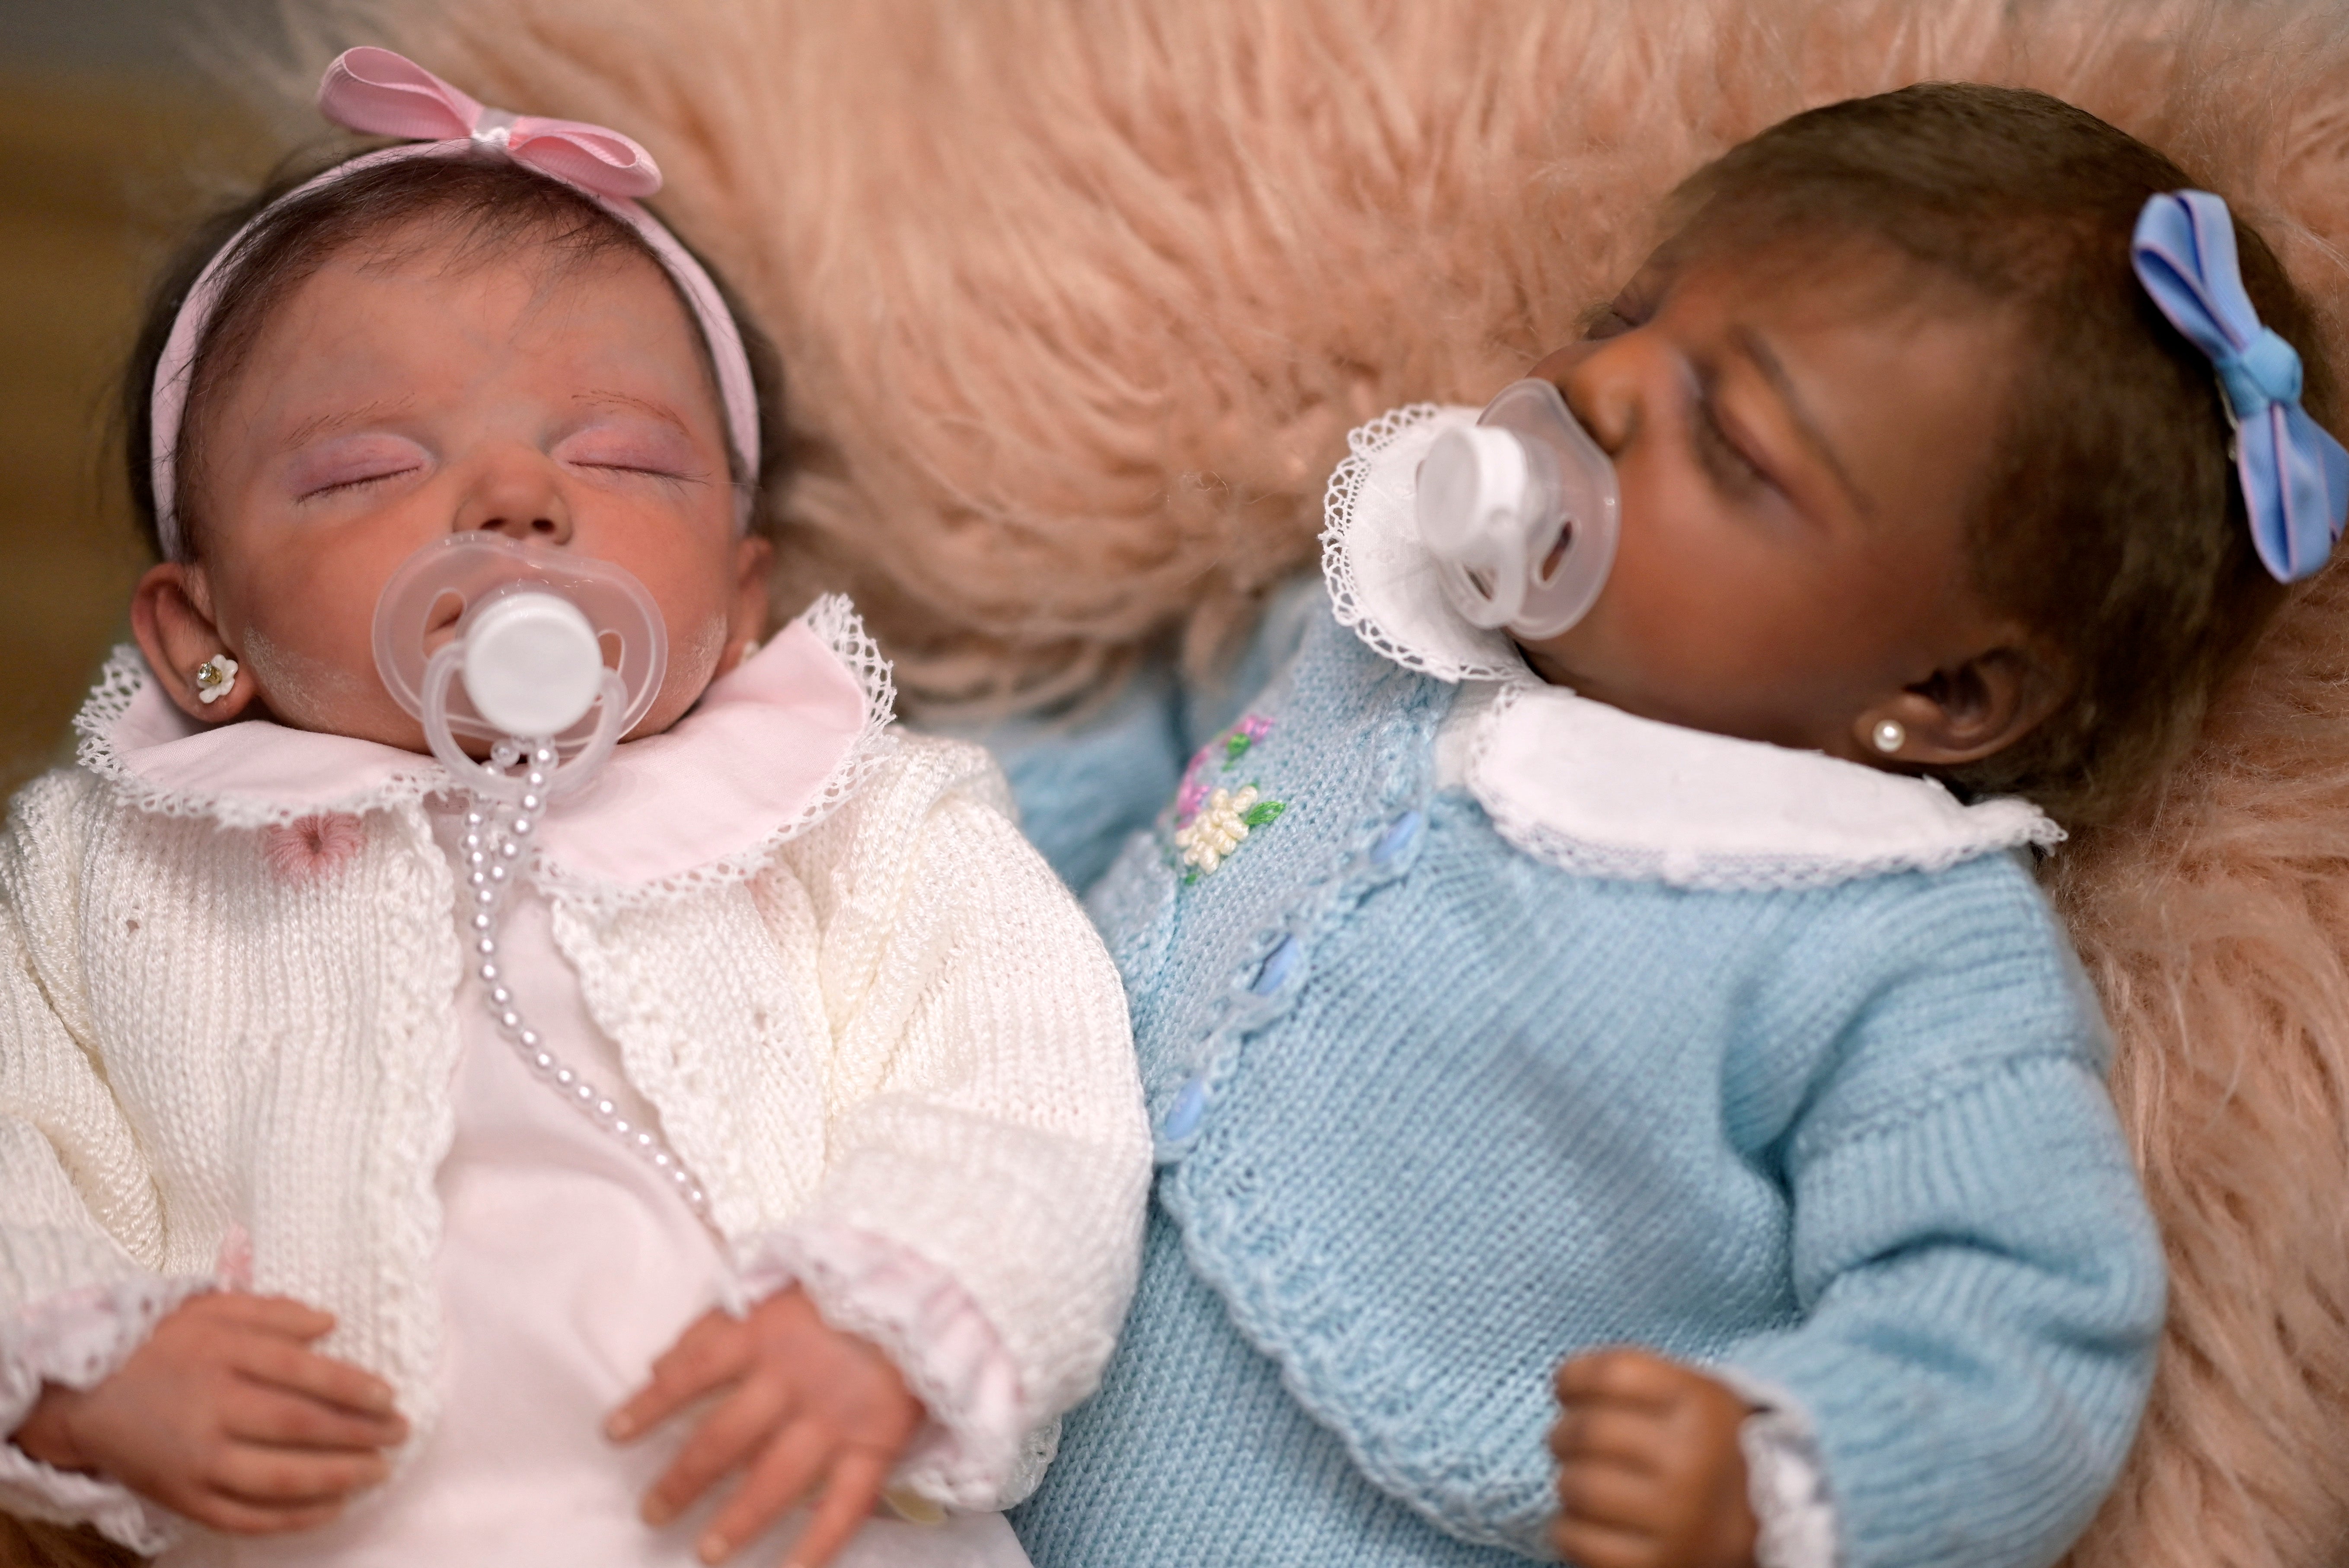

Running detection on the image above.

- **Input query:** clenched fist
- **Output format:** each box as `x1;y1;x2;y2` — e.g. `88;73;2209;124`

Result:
1548;1348;1759;1568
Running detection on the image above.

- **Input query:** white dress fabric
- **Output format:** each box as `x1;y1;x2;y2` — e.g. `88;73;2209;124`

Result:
158;872;1030;1568
0;599;1149;1564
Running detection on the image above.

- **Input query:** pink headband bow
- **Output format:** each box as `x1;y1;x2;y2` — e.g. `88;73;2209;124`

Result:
148;46;760;561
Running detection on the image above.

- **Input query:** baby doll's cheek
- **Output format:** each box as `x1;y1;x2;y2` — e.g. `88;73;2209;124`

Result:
677;613;731;689
239;624;385;725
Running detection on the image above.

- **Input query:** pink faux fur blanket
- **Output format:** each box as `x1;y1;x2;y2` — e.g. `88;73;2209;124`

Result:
226;3;2349;1566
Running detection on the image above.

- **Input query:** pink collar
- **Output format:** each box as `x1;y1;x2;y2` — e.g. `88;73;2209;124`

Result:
75;598;893;893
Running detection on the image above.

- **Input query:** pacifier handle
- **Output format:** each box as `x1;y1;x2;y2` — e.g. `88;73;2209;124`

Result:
421;645;629;801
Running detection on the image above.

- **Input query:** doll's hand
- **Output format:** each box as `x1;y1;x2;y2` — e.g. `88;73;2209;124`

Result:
609;1286;925;1568
8;1292;406;1534
1548;1348;1759;1568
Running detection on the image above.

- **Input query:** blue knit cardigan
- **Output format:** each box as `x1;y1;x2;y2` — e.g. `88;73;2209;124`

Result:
1005;597;2163;1568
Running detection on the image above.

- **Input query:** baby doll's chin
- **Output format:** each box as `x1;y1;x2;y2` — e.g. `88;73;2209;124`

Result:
260;701;435;757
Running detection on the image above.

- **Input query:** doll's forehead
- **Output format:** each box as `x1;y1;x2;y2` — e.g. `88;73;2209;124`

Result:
1644;227;1997;327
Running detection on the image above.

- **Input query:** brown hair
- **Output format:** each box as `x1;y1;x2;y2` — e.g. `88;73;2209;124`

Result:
1663;83;2334;828
122;148;788;561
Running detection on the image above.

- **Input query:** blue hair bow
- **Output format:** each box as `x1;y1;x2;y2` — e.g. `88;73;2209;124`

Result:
2132;190;2348;583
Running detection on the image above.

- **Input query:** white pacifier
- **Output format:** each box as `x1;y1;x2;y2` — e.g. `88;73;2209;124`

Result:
371;533;668;800
1414;378;1621;639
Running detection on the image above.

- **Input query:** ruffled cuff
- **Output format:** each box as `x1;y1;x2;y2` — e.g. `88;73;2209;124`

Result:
1712;1367;1837;1568
736;1223;1038;1511
1;1274;213;1554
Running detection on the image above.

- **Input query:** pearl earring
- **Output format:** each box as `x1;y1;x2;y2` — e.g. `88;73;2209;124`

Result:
1870;718;1906;755
194;655;239;706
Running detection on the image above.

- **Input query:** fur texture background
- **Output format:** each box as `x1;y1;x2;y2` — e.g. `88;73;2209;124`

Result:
24;3;2342;1566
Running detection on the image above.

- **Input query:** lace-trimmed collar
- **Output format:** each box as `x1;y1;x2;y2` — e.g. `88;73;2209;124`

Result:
1321;403;2062;890
74;595;895;899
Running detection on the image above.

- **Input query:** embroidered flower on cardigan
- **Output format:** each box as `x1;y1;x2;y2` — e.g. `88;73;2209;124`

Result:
1171;715;1287;878
261;814;367;883
1175;785;1287;875
1175;714;1276;828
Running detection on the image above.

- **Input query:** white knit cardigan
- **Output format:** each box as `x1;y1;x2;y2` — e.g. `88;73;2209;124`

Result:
0;619;1149;1544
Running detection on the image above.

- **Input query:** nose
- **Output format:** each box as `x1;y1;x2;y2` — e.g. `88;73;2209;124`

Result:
1548;338;1639;459
454;447;572;545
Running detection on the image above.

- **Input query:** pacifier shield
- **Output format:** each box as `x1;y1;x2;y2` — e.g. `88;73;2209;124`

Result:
371;532;667;753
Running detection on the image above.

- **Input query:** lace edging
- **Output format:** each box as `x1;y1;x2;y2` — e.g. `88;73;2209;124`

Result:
1711;1367;1840;1568
1318;403;1526;684
737;1227;1030;1512
73;647;449;830
524;595;900;914
0;1274;211;1554
1466;687;2065;892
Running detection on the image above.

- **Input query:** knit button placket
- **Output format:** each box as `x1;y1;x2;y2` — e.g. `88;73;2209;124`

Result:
1251;934;1301;995
1369;808;1423;867
1161;1076;1209;1140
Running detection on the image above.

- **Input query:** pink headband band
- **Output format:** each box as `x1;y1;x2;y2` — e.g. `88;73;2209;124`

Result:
148;46;761;562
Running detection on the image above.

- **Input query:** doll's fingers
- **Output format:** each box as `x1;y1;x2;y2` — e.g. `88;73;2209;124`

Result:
1548;1404;1669;1474
231;1338;400;1418
1554;1348;1682;1411
177;1490;352;1537
642;1374;796;1525
207;1443;390;1506
221;1383;408;1451
613;1310;751;1442
780;1448;894;1568
1555;1455;1669;1534
202;1292;338;1340
694;1419;835;1565
1549;1511;1664;1568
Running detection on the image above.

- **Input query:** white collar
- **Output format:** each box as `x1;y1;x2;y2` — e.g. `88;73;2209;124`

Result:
1322;404;2062;890
76;595;894;901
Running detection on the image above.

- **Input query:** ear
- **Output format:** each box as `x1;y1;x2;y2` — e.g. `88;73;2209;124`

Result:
712;533;775;679
1853;641;2069;768
130;562;260;724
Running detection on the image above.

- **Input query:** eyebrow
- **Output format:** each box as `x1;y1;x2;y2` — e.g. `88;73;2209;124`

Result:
280;397;414;452
1727;325;1874;519
571;390;694;434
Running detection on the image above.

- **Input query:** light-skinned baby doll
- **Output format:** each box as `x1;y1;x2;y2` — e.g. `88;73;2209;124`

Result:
0;50;1148;1568
1005;86;2347;1568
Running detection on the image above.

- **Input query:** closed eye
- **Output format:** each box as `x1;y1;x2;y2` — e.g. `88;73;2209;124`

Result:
1581;304;1637;342
290;439;428;502
557;425;708;486
303;470;413;501
1691;372;1770;500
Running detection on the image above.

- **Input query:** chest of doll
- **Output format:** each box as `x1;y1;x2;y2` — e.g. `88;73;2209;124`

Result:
48;798;828;1274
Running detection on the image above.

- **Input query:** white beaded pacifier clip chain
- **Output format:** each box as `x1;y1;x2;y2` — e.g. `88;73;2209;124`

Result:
459;738;712;1220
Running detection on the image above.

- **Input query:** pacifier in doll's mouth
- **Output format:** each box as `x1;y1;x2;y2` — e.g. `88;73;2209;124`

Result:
371;533;667;799
1414;378;1621;640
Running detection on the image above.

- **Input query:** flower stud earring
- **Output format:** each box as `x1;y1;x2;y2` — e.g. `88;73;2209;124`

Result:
1870;718;1906;755
194;655;239;706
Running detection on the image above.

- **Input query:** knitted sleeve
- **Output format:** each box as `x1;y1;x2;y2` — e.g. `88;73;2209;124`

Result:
0;773;195;1551
1715;869;2165;1568
766;736;1152;1506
